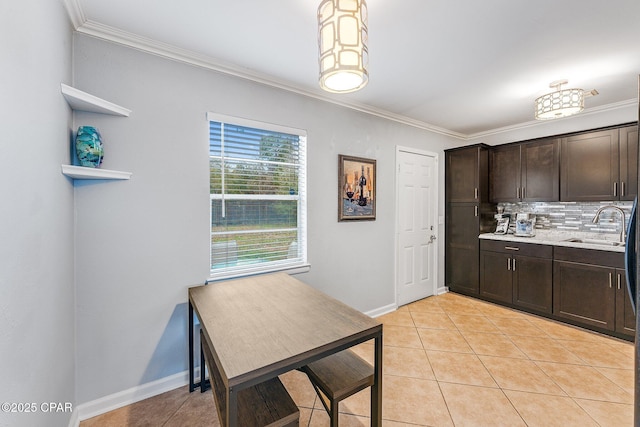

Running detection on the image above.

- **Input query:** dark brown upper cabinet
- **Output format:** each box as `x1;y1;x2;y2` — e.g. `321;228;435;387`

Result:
560;127;638;201
619;125;638;201
446;145;489;203
489;144;519;203
490;138;560;203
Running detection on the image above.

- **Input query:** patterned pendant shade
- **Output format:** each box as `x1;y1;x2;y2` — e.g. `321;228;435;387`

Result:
535;80;585;120
318;0;368;93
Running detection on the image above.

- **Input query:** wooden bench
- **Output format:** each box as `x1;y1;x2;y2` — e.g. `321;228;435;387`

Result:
200;330;299;427
301;349;374;427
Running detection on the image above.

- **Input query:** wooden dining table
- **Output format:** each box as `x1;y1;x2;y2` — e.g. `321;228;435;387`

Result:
188;272;383;426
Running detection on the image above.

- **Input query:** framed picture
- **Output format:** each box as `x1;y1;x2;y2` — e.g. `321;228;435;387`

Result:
338;155;376;221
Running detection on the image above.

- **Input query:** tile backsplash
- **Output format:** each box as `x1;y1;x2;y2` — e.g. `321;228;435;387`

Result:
499;201;634;235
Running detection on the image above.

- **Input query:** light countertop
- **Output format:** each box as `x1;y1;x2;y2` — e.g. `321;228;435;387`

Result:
479;229;625;253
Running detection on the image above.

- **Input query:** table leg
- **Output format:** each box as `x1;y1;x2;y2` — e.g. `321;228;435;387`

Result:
188;301;195;392
200;341;207;393
227;387;238;427
371;332;383;426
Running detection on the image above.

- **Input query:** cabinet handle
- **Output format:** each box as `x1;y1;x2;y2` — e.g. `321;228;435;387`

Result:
474;187;478;200
609;272;613;288
504;246;520;251
621;182;626;197
617;273;621;290
516;188;520;199
507;259;511;271
475;205;478;217
513;259;516;271
521;187;525;199
613;182;617;197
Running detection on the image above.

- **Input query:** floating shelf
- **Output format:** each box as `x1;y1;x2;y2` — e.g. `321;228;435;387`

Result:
61;83;131;117
61;165;132;180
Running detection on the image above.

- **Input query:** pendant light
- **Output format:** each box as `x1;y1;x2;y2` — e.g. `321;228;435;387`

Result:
318;0;368;93
534;80;598;120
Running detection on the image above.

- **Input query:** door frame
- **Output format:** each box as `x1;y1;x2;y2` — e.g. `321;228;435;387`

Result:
394;145;441;306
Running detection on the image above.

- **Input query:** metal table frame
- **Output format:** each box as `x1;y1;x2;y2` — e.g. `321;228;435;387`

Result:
188;272;383;426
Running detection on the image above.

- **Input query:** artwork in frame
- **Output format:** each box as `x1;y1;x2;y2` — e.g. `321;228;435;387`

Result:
338;155;376;221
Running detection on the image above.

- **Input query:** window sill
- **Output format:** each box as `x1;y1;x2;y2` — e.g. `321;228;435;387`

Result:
206;263;310;283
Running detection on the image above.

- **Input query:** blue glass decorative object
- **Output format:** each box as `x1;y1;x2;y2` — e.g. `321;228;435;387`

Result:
75;126;103;168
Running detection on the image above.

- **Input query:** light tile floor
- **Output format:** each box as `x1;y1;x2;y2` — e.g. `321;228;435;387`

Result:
80;292;635;426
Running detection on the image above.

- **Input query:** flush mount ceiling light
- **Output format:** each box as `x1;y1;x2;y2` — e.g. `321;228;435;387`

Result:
534;79;599;120
318;0;368;93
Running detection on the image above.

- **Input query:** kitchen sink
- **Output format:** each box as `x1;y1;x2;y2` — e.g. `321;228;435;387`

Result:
563;238;624;247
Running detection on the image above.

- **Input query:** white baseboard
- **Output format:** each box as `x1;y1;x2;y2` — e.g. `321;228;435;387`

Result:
365;302;397;318
68;298;423;427
71;368;201;426
437;286;449;295
67;410;80;427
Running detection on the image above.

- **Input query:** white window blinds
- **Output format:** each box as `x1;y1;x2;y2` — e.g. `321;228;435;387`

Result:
208;113;307;279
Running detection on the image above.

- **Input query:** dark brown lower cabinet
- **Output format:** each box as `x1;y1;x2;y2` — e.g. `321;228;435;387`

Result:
480;240;553;313
479;250;512;303
615;271;636;336
553;261;616;330
447;204;481;295
553;247;635;338
513;255;553;313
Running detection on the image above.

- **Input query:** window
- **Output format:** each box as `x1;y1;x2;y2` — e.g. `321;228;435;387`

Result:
208;113;307;279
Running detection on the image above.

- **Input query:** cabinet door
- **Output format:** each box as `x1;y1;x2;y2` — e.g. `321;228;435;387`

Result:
512;255;552;313
560;130;619;201
447;147;479;203
553;261;615;330
489;144;520;203
479;251;513;303
446;204;480;295
615;270;636;337
619;125;638;201
521;138;560;202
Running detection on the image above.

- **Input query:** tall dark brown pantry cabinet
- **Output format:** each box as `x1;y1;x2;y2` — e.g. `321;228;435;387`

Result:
445;145;494;296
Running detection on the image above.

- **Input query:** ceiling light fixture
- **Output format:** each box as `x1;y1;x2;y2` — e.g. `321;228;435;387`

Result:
318;0;368;93
534;80;598;120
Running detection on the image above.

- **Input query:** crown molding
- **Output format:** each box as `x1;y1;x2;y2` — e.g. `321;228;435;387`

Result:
61;0;85;29
64;6;635;143
467;98;637;140
71;19;466;140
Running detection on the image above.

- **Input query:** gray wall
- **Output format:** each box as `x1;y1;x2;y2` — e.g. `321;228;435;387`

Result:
72;34;458;404
0;1;75;427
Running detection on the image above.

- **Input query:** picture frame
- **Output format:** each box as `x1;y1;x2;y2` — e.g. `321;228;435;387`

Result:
338;154;376;221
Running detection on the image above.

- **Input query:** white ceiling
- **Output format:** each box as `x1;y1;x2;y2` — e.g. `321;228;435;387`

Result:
69;0;640;138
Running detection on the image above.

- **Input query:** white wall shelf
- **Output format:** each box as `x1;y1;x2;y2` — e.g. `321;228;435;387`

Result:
61;165;132;180
61;83;131;117
61;83;133;181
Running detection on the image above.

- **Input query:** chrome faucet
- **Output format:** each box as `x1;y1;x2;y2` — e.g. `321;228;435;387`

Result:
592;205;627;243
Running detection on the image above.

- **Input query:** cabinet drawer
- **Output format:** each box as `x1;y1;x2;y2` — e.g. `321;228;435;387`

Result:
480;240;552;258
554;246;624;268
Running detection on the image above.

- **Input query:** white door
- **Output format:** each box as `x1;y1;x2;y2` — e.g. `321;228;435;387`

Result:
396;147;439;306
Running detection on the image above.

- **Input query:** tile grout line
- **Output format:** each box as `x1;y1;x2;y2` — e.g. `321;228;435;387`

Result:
457;306;531;427
413;303;456;427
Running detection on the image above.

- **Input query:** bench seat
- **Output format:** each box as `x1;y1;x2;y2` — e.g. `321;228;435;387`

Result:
200;330;299;427
301;349;374;427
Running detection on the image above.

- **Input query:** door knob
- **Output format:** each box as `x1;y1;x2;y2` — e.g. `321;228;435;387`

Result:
428;235;436;244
